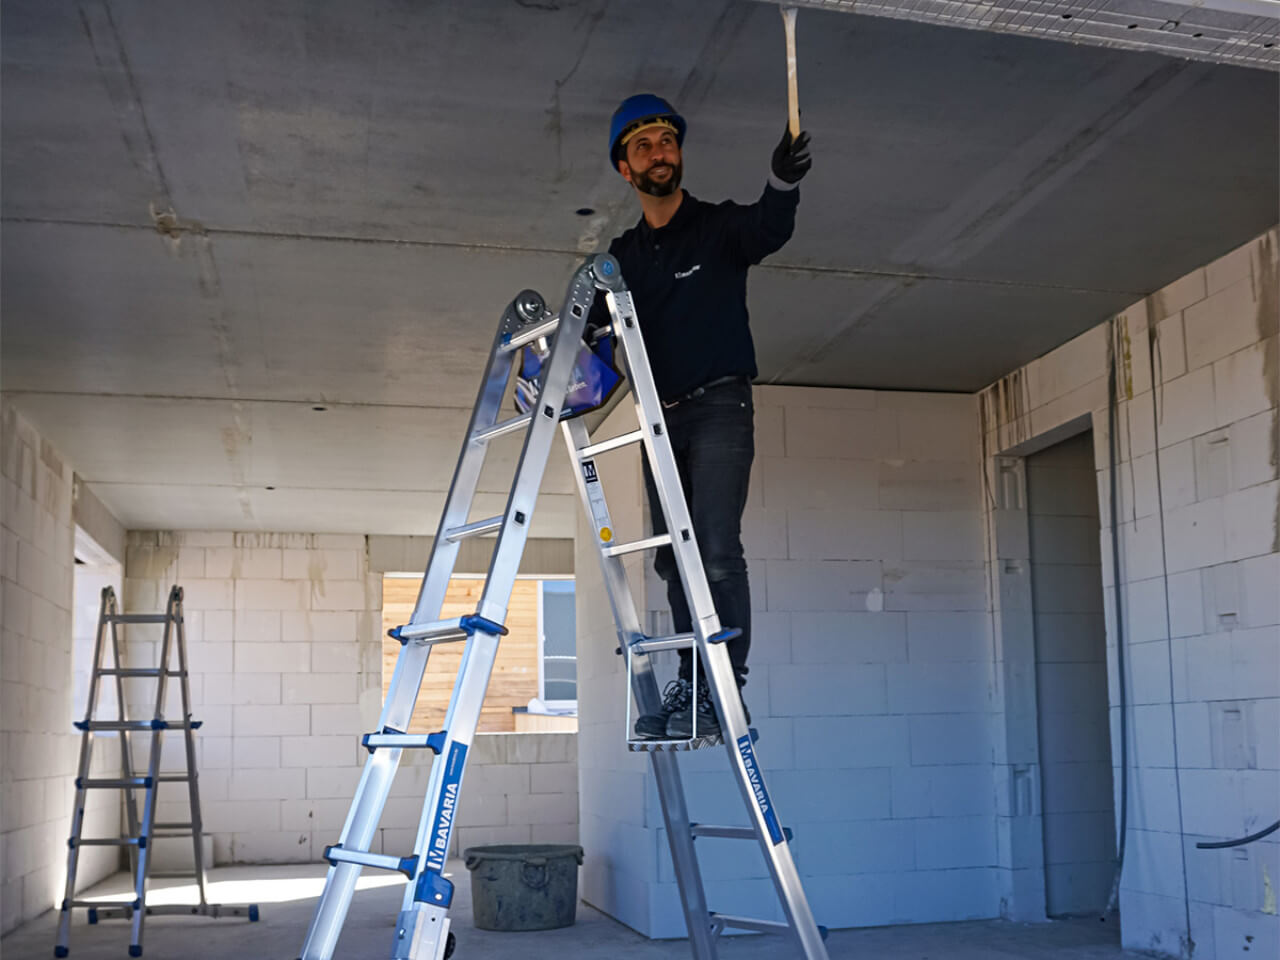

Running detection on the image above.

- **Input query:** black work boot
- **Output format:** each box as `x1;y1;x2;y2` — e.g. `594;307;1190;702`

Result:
666;676;721;739
635;678;692;739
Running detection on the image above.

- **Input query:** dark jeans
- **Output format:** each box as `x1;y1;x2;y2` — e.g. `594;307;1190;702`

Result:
642;379;754;688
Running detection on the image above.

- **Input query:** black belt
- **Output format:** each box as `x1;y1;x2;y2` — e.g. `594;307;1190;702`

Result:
661;375;750;409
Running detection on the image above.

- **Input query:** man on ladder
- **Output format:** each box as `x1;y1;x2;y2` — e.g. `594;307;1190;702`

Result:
593;94;813;739
297;92;828;960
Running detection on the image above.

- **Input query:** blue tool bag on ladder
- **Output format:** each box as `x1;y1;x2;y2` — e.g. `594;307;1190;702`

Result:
514;332;623;419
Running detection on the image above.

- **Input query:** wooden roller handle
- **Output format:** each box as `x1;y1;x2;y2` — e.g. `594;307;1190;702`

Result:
781;6;800;139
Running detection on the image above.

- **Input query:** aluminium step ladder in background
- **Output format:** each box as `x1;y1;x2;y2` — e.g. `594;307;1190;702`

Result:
55;585;257;958
296;254;829;960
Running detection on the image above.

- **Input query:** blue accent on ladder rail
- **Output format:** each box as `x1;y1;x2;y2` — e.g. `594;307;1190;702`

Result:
736;734;784;845
708;627;742;645
423;742;468;873
414;870;455;909
459;615;508;636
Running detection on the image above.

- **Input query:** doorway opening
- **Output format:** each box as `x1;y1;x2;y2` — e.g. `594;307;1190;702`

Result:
69;526;125;890
1026;431;1117;918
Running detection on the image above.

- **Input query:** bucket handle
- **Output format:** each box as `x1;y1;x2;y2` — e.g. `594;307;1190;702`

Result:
521;857;549;889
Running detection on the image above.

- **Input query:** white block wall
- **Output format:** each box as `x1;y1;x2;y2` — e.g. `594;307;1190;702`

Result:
451;733;578;856
123;531;384;866
1;400;116;933
576;385;994;937
123;533;577;868
981;228;1279;959
575;399;654;933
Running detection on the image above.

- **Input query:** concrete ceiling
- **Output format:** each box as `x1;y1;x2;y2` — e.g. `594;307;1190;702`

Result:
1;0;1276;536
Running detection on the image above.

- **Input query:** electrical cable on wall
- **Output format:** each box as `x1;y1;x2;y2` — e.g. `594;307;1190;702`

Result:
1196;820;1280;850
1145;306;1194;946
1102;318;1129;918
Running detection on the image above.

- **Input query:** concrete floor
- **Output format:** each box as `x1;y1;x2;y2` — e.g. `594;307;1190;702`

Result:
3;862;1137;959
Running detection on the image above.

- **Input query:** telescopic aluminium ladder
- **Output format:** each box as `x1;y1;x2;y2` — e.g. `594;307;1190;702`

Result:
55;585;258;958
297;254;829;960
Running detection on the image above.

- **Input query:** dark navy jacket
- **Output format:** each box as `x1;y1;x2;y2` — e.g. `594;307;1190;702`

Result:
591;183;799;401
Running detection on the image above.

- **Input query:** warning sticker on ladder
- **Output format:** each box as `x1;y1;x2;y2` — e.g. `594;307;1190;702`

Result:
581;459;614;543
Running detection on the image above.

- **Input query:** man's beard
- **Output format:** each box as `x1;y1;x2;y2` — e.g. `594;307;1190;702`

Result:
632;160;682;197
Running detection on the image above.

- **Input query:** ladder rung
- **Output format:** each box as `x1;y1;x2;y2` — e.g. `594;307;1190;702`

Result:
152;831;194;839
362;731;445;753
710;914;791;936
501;317;559;352
73;719;202;732
97;668;185;677
603;533;671;557
74;837;142;847
445;515;504;542
629;633;695;656
66;898;141;910
153;822;193;830
390;615;507;643
471;412;533;444
157;774;192;782
77;777;151;790
112;903;259;920
391;618;466;644
626;628;741;656
691;824;794;842
106;614;174;624
579;429;645;458
323;844;418;878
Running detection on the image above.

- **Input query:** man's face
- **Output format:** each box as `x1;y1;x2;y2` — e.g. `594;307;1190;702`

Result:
621;125;682;198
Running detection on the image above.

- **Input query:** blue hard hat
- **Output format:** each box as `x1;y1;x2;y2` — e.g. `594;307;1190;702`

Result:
608;94;686;170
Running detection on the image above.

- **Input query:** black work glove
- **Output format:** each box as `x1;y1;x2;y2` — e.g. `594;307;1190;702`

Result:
771;127;812;184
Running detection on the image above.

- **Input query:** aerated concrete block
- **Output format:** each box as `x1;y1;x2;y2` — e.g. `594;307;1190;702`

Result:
1184;277;1259;372
1213;339;1276;429
790;610;906;664
1158;366;1217;447
908;712;993;765
228;767;304;801
234;578;308;611
283;672;356;705
792;715;909;769
1163;498;1227;574
768;663;888;716
786;508;902;562
784;407;899;460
